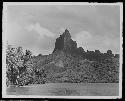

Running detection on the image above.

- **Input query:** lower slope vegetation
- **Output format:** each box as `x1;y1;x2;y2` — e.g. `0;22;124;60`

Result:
8;50;118;86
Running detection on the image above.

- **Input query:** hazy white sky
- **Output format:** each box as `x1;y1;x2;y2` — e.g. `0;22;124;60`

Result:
4;3;121;55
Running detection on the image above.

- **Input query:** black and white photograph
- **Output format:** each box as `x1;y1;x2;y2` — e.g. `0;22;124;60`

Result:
2;2;123;99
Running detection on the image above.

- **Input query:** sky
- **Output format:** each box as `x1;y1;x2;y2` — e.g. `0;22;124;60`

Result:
4;3;121;55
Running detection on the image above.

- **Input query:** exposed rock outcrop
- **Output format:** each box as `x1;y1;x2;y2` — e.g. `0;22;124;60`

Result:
53;29;77;54
53;29;118;61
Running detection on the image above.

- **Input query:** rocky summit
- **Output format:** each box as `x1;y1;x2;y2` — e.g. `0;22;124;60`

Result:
53;29;77;54
53;29;119;61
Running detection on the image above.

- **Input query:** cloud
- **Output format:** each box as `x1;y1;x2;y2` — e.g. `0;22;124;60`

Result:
60;27;65;32
73;31;92;47
6;5;120;55
26;23;55;38
24;23;56;55
102;37;120;50
56;5;65;10
73;30;120;53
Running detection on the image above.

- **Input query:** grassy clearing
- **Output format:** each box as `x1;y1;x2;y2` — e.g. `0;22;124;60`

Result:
6;83;119;96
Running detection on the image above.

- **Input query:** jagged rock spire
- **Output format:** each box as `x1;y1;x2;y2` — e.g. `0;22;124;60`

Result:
53;29;77;53
62;29;71;39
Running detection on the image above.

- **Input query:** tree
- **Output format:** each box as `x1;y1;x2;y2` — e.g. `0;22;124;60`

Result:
6;45;20;85
6;44;33;86
106;50;114;57
17;49;34;86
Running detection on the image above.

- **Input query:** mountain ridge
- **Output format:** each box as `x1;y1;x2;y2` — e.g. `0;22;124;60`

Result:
52;29;119;61
29;30;119;84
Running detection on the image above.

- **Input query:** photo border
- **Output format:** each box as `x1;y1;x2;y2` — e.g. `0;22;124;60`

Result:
2;2;123;99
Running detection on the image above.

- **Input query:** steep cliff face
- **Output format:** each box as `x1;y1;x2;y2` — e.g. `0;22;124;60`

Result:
53;29;77;54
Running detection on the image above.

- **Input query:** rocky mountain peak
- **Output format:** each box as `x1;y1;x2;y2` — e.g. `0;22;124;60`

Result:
62;29;71;39
52;29;117;62
53;29;77;53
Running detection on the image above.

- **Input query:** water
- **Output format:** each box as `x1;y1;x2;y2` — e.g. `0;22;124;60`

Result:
6;83;119;96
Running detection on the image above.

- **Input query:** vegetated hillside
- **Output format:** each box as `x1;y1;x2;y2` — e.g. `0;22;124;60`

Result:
30;50;119;84
27;29;119;84
6;29;119;86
